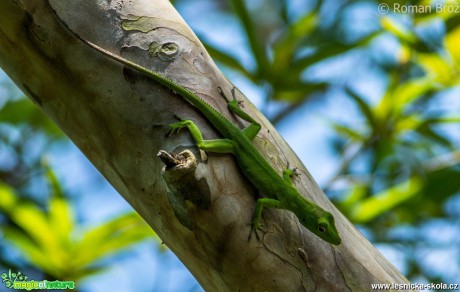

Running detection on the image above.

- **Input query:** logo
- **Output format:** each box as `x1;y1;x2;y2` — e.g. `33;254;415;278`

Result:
1;269;75;291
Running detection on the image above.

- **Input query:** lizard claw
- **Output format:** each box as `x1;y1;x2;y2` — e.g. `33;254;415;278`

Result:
219;86;242;107
248;227;260;242
165;129;178;137
218;86;229;102
155;115;187;136
247;221;262;242
292;167;300;177
165;120;189;137
285;162;300;177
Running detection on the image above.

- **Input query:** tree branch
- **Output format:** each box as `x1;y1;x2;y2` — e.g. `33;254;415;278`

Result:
0;0;413;290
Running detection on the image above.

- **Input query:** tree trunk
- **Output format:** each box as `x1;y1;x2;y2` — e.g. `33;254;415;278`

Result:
0;0;414;291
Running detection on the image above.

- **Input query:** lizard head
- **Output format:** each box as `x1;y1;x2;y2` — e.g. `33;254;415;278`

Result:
296;204;341;245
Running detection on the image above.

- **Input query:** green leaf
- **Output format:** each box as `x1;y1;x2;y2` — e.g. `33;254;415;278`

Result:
376;78;434;124
200;38;255;81
415;124;452;148
9;203;60;255
0;166;159;281
272;11;318;74
74;212;154;267
445;14;460;32
380;17;417;44
417;53;456;85
49;198;73;246
273;82;326;102
43;164;74;244
230;0;269;77
2;227;55;272
340;184;368;210
421;167;460;204
445;26;460;69
331;123;366;142
345;88;377;130
0;182;17;211
393;78;434;110
351;176;423;223
0;98;63;138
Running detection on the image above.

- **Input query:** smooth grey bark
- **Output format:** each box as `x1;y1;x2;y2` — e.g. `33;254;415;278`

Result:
0;0;414;291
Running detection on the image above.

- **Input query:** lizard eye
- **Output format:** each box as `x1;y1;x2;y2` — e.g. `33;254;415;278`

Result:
317;225;326;233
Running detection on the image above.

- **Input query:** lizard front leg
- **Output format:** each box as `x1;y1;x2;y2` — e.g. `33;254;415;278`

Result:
167;117;236;154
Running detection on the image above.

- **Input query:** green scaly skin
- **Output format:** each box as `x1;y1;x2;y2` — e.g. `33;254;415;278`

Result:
52;11;341;245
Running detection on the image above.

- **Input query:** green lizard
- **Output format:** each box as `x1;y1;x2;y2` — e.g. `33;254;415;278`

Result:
52;12;341;245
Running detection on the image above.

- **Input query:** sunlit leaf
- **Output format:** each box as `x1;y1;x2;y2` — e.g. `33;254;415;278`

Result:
340;184;368;210
380;17;417;44
351;176;423;222
43;164;73;244
417;53;456;85
0;182;17;210
2;227;55;272
74;212;155;267
0;184;60;271
393;78;434;108
49;198;73;245
445;26;460;69
0;174;157;282
395;115;422;132
10;203;58;251
376;78;433;124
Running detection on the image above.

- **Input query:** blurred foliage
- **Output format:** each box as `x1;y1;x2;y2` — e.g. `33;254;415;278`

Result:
0;99;63;138
197;0;380;122
177;0;460;284
0;92;160;287
0;166;156;281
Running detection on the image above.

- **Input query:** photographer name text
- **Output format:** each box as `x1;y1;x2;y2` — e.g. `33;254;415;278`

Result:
379;2;460;14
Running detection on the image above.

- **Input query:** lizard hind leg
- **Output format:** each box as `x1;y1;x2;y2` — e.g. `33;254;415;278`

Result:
282;165;299;185
248;197;283;242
